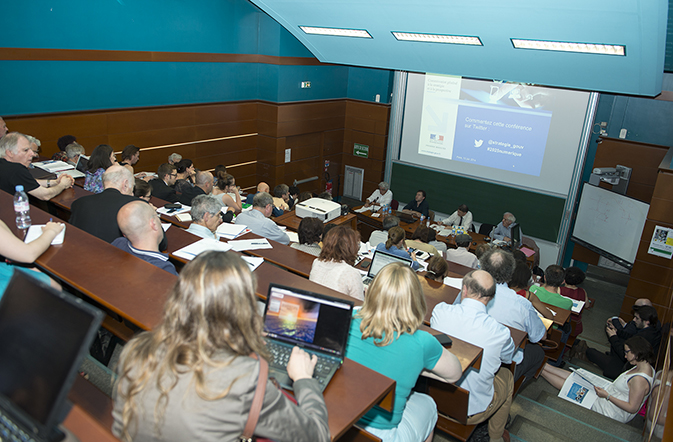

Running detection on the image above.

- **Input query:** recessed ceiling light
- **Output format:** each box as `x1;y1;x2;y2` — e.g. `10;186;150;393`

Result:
299;26;372;38
392;32;482;46
511;39;625;56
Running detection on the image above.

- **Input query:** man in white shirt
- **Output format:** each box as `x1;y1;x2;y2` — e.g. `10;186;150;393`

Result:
432;270;515;442
364;181;393;207
443;204;473;231
186;195;223;240
235;192;290;244
446;234;479;268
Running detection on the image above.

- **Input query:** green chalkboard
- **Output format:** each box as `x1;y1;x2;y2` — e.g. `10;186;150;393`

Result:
390;162;566;242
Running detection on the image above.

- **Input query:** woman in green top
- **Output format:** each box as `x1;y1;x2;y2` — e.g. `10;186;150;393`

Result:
345;263;462;442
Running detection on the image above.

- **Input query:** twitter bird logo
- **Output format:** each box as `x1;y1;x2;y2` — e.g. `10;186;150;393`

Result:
474;139;483;148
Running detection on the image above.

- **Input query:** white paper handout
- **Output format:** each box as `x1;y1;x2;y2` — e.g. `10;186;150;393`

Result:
241;256;264;272
228;238;273;252
443;276;463;290
560;295;585;314
173;238;232;260
216;223;248;240
24;224;66;245
558;368;611;410
157;205;191;216
286;231;299;243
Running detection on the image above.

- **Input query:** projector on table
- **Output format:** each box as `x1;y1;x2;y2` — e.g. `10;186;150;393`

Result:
295;198;341;223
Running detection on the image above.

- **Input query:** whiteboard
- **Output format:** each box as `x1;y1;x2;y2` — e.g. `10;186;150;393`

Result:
572;183;649;268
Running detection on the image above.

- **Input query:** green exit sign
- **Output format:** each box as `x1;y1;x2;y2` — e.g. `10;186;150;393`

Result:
354;143;369;158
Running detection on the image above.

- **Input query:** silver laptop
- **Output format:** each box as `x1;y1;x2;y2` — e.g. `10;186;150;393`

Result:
0;270;103;442
362;248;413;286
263;283;353;392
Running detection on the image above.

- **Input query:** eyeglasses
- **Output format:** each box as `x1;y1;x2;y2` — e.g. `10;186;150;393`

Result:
624;348;632;354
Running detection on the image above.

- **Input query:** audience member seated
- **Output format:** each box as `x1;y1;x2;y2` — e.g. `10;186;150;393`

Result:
425;255;449;283
508;261;554;320
542;336;654;423
178;171;213;206
112;201;178;276
609;298;653;338
492;212;521;242
475;243;490;262
560;266;589;337
84;144;117;194
442;204;473;231
0;133;74;200
133;178;152;202
368;215;399;248
376;227;420;271
445;233;479;268
119;145;140;175
25;135;42;160
211;171;242;213
456;248;546;386
291;217;323;257
431;270;515;442
186;195;224;240
297;191;313;204
0;117;6;138
246;182;283;217
309;226;363;300
288;185;299;209
273;184;291;212
529;265;573;310
403;190;429;218
0;219;64;293
149;163;179;203
364;181;393;208
175;158;196;184
235;192;289;244
348;263;462;442
167;152;182;165
582;305;661;380
318;191;332;200
427;228;447;256
65;142;85;166
405;225;440;257
52;134;76;162
112;251;329;442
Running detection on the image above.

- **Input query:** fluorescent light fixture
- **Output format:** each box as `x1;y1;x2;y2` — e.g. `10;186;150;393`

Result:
299;26;372;38
511;39;625;56
392;32;482;46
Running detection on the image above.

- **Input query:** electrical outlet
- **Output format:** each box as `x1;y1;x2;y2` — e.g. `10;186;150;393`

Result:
301;81;311;88
285;148;291;163
619;128;627;139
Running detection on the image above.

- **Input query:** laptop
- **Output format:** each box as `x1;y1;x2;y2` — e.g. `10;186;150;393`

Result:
263;284;354;392
75;154;89;174
362;248;413;287
395;210;416;224
0;271;104;442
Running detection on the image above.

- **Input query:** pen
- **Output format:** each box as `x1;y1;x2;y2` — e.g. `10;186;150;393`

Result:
251;242;267;245
49;218;53;222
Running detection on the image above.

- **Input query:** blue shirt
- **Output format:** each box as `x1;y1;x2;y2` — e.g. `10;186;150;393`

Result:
431;298;516;415
375;242;420;270
111;237;178;276
235;209;290;245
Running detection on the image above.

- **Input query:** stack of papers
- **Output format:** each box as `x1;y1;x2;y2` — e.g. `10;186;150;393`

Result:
216;223;249;240
228;238;272;252
173;238;232;260
34;161;85;179
24;225;66;245
157;205;191;216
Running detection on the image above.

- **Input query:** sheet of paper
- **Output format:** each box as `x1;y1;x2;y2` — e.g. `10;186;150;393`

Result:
157;205;191;216
558;369;611;410
34;160;74;173
443;276;463;290
161;223;171;232
173;238;232;260
520;246;535;257
286;231;299;243
228;238;273;252
58;169;85;179
241;256;264;272
24;224;66;245
560;295;585;314
216;222;248;240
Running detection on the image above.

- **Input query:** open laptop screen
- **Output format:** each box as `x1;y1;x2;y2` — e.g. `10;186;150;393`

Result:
264;284;353;358
0;271;103;436
368;249;413;279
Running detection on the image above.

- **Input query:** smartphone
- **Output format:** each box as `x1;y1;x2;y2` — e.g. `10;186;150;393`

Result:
434;333;453;346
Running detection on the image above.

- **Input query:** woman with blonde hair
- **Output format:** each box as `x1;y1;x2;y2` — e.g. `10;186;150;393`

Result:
346;263;462;442
309;226;364;300
376;226;420;270
112;251;329;442
211;171;243;213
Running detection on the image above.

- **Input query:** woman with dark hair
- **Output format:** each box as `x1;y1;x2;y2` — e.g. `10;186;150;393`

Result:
211;171;242;213
113;251;329;442
84;144;116;193
405;225;440;257
541;336;655;423
508;261;554;319
174;159;196;196
560;266;589;336
133;178;152;202
309;226;364;300
291;217;323;257
376;226;420;270
425;255;448;282
346;263;462;442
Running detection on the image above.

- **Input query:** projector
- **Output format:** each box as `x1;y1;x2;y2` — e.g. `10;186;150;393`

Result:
295;198;342;223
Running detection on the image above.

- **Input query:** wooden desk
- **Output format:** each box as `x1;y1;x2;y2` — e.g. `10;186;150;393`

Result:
237;232;315;277
151;196;192;229
274;210;357;232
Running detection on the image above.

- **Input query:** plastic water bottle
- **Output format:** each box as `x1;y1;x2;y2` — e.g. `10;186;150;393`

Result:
14;185;31;230
420;215;425;225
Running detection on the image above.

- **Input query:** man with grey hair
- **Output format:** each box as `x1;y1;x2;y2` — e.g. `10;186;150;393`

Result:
168;152;182;165
235;192;290;244
178;170;213;206
0;132;74;199
65;142;85;166
368;215;400;248
112;201;178;275
446;233;479;269
364;181;393;207
273;183;290;212
25;135;41;159
492;212;521;242
186;195;223;240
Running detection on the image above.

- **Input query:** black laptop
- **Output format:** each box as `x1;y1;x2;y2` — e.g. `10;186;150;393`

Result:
263;283;353;392
0;271;103;442
362;248;414;287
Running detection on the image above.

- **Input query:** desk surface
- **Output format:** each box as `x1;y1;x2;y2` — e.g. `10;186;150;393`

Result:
274;210;357;232
238;232;315;277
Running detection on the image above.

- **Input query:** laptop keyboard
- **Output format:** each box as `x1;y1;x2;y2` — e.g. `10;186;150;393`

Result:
0;410;37;442
266;341;338;384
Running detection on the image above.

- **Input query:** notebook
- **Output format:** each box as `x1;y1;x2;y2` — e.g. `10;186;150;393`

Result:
362;248;413;286
0;270;104;442
263;283;354;392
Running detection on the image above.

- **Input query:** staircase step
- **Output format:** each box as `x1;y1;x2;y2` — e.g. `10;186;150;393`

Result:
535;391;643;441
510;395;637;442
508;415;570;442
